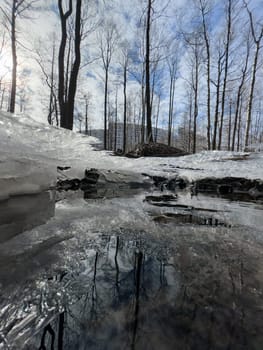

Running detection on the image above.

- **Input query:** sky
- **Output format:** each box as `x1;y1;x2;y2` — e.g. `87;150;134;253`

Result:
0;0;263;132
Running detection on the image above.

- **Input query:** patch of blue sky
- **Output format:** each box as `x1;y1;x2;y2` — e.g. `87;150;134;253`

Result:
86;71;97;80
50;2;59;15
211;1;225;27
123;11;132;23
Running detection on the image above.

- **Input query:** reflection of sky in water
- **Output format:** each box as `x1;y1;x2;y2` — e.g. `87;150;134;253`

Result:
0;189;263;349
2;223;263;350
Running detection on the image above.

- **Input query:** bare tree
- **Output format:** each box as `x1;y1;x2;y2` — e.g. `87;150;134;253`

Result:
184;32;203;153
129;31;146;144
211;44;225;150
218;0;234;150
243;0;263;149
198;0;212;149
154;92;161;142
99;21;118;149
35;36;58;125
57;0;72;127
231;36;250;151
192;36;201;154
120;42;130;153
58;0;82;130
0;31;9;110
166;42;178;146
83;92;92;135
227;97;233;150
145;0;154;142
1;0;38;113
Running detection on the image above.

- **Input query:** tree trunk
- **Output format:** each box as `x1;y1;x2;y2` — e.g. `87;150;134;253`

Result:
193;84;198;153
85;97;88;135
123;63;127;153
244;41;261;149
212;52;224;150
141;80;145;143
114;86;118;151
0;87;5;110
48;43;55;125
145;0;153;142
231;43;249;151
237;95;243;151
9;0;17;113
168;68;176;147
243;3;263;149
193;41;199;154
65;0;81;131
58;0;72;129
200;0;211;150
188;88;193;153
155;94;160;142
104;69;108;149
218;0;232;150
227;99;232;151
65;35;72;102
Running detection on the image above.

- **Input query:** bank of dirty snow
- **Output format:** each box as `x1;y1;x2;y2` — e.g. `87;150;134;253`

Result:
0;111;262;197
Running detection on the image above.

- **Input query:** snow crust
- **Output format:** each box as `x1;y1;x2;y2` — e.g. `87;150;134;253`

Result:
0;111;262;198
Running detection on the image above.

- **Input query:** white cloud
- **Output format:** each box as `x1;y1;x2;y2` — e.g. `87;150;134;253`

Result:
1;0;263;136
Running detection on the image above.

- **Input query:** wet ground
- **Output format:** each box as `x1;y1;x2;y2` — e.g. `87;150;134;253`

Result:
0;176;263;350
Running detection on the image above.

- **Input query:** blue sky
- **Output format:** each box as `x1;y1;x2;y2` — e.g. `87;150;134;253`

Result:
0;0;262;133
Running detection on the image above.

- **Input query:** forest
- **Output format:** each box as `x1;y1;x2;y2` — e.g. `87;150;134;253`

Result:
0;0;262;154
1;2;263;349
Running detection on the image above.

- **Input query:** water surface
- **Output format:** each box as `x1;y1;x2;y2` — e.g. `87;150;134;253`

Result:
0;187;263;350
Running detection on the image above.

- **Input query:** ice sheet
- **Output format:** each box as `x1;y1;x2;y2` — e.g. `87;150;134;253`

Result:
0;111;262;198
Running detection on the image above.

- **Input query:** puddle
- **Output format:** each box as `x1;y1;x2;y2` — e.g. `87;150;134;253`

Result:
57;169;152;200
4;229;262;350
193;177;263;203
1;173;263;349
152;212;229;226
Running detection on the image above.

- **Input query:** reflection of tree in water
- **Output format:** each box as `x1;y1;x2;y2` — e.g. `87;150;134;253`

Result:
39;324;55;350
35;231;263;350
38;272;67;350
130;251;143;350
36;234;171;349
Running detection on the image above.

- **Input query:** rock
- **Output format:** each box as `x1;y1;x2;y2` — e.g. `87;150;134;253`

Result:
114;148;124;156
57;166;71;171
57;178;80;191
84;168;100;185
142;173;188;191
193;177;263;200
126;142;189;158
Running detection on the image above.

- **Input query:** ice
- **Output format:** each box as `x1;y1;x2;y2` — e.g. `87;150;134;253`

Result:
0;110;263;200
0;111;263;350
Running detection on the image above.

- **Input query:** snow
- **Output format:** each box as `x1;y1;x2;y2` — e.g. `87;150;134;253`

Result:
0;111;262;199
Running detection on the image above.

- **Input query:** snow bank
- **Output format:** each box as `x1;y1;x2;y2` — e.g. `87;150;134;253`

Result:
0;111;262;199
120;149;263;183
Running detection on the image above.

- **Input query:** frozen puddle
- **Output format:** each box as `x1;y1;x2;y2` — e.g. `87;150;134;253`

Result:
0;191;55;243
0;183;263;349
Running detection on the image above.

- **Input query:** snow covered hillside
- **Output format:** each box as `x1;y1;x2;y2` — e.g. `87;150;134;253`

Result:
0;111;262;198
